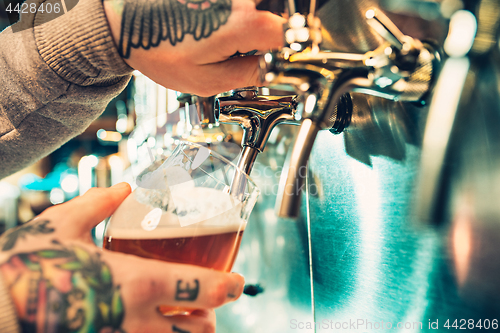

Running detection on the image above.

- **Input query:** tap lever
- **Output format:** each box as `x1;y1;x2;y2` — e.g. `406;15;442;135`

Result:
177;94;217;128
365;8;427;74
216;87;299;152
193;95;217;127
365;8;406;50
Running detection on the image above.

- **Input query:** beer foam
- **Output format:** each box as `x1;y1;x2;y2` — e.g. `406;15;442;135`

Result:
105;223;244;240
106;186;246;239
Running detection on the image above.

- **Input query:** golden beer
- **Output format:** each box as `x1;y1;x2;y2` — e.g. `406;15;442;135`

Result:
103;227;244;315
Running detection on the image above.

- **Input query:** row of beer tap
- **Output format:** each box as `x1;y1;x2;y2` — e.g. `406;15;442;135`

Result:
172;0;500;223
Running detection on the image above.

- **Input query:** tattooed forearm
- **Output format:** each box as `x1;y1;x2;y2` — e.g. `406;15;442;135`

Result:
173;325;191;333
0;220;55;251
116;0;232;58
0;245;126;333
175;279;199;301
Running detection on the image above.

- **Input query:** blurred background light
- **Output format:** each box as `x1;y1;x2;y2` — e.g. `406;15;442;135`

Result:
444;10;477;58
49;188;65;205
61;174;79;193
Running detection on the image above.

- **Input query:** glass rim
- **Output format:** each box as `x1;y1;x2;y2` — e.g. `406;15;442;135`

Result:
170;140;260;195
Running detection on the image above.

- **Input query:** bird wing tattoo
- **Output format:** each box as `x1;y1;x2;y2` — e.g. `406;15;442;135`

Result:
118;0;232;58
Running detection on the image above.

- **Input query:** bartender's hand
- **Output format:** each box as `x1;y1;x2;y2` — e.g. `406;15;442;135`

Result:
0;183;244;333
103;0;285;96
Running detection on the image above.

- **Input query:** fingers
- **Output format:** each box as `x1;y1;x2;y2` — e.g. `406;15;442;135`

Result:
40;183;132;236
186;9;285;95
212;5;284;58
128;54;263;97
183;56;260;96
106;251;245;313
167;309;216;333
233;10;286;52
125;309;216;333
122;309;216;333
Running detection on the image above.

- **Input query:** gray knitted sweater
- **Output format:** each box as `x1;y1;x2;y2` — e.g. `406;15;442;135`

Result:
0;0;132;180
0;0;133;329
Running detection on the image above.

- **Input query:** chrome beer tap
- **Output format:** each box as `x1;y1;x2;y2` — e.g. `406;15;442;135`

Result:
177;93;217;129
176;93;234;147
414;1;500;225
215;87;299;197
193;95;217;128
261;7;439;218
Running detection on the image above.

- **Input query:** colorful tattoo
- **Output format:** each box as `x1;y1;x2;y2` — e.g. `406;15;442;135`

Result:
115;0;232;58
0;245;125;333
0;220;55;251
175;279;199;301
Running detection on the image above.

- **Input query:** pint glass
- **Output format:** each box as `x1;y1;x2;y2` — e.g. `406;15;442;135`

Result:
103;141;259;315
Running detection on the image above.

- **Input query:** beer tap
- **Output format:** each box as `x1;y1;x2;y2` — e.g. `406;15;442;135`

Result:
192;95;217;128
215;87;299;197
414;1;500;225
176;93;236;147
261;7;439;218
177;93;217;129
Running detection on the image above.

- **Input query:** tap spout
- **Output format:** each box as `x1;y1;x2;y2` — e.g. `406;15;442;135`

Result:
237;146;260;175
276;77;372;218
231;146;260;199
276;118;320;217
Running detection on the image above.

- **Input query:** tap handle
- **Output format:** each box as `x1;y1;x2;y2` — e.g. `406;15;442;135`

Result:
287;0;316;16
215;88;298;151
177;93;193;104
193;95;217;126
365;8;406;50
177;94;217;127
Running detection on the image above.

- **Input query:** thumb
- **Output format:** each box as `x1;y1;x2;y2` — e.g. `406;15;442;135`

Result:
43;183;132;237
76;183;132;232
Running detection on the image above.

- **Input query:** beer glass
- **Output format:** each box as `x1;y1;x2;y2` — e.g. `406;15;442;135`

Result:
103;141;260;316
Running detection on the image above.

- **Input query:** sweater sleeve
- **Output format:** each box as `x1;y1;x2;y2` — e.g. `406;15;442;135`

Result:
0;0;133;179
0;272;20;333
